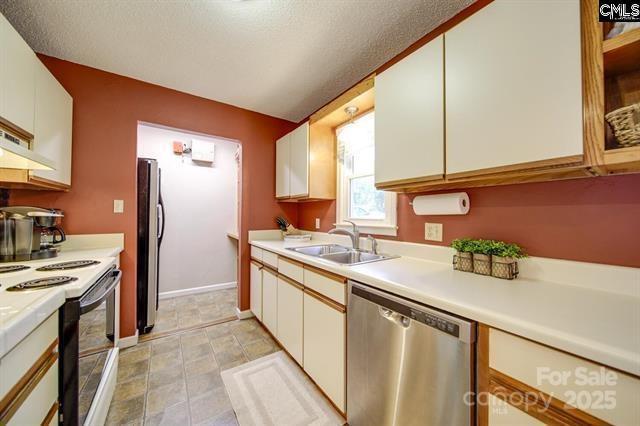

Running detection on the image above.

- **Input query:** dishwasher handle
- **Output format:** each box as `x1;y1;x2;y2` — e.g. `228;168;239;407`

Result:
350;280;476;344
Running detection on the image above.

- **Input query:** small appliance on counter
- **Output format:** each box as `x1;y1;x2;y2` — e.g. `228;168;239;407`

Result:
0;206;66;262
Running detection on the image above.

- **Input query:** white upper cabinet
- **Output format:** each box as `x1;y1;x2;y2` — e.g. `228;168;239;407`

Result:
445;0;583;176
0;13;36;135
275;121;310;199
32;60;73;186
375;35;444;186
275;134;290;198
289;122;309;197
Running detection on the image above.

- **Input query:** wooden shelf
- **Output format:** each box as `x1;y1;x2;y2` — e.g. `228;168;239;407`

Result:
603;28;640;76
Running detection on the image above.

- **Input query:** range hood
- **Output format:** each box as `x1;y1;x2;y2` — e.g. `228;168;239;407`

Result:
0;128;55;170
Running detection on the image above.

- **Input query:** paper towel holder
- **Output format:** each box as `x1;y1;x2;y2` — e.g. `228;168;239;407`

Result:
410;192;470;215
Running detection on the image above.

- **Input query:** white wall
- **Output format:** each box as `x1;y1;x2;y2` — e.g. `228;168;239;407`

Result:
137;124;238;294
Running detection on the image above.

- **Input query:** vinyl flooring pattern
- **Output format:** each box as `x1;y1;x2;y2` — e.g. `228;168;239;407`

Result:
104;290;279;425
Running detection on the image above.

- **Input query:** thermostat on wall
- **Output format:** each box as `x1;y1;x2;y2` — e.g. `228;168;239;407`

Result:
191;139;215;163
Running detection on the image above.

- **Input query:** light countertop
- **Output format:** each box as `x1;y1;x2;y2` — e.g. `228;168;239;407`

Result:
0;246;123;358
250;239;640;376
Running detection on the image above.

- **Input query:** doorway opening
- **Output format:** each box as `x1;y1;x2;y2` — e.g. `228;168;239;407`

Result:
136;122;240;339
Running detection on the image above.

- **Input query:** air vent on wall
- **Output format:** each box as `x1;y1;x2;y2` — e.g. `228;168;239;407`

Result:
0;125;56;171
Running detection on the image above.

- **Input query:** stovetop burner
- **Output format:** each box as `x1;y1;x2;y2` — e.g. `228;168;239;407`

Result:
36;260;100;271
0;265;30;274
7;276;79;291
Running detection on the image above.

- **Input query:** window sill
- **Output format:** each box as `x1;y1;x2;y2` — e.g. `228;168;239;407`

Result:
335;222;398;237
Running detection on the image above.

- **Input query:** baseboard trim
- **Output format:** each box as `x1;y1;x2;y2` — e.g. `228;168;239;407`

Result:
236;307;254;320
159;281;237;300
118;331;139;349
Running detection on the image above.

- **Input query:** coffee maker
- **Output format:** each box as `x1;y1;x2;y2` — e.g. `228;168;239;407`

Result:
0;206;66;262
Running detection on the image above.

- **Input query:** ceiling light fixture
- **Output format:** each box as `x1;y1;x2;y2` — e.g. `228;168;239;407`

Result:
344;106;359;124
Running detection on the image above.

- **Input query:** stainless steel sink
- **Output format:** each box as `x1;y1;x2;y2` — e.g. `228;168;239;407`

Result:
287;244;397;266
289;244;350;256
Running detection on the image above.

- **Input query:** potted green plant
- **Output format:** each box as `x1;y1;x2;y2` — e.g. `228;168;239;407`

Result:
470;239;493;275
451;238;474;272
489;242;526;280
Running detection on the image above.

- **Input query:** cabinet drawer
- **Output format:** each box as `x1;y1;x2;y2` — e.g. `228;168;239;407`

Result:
303;266;346;305
250;245;263;262
278;257;303;283
6;359;58;426
489;328;640;425
0;313;58;399
262;250;278;269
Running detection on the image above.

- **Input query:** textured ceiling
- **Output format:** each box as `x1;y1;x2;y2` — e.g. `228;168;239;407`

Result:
0;0;472;122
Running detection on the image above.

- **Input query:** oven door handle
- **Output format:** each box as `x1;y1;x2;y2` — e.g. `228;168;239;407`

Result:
80;269;122;314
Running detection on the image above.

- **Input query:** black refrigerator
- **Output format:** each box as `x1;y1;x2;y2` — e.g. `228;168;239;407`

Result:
137;158;165;334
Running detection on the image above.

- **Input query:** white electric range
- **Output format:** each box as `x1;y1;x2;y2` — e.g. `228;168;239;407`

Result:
0;254;121;426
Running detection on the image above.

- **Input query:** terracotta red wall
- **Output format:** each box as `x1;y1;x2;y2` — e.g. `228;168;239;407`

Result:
297;174;640;268
11;56;298;337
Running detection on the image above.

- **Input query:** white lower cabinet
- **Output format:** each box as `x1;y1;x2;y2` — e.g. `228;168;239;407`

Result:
0;313;59;425
250;261;263;321
262;268;278;336
276;276;303;365
303;292;346;412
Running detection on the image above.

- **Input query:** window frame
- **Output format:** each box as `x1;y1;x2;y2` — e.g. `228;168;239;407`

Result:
335;111;397;237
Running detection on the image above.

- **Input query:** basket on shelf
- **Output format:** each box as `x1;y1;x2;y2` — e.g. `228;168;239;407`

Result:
605;103;640;148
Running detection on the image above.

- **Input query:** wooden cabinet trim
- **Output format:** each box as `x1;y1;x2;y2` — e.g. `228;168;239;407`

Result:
0;339;58;423
376;174;444;190
278;273;304;291
28;175;71;191
304;287;346;313
477;324;490;425
310;77;375;124
262;265;278;276
580;0;605;169
42;401;58;425
303;264;347;284
250;260;263;268
446;155;584;181
489;368;610;426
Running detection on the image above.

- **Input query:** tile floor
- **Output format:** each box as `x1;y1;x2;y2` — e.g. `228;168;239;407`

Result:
79;288;238;355
105;315;279;424
146;288;239;339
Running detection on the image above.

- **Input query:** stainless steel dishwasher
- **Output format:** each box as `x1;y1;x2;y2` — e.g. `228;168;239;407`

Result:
347;280;476;426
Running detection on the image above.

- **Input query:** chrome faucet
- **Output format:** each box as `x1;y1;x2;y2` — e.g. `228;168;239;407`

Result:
328;220;360;250
366;235;378;254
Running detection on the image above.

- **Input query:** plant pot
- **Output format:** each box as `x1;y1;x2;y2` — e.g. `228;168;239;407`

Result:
453;251;473;272
472;253;492;275
491;255;519;280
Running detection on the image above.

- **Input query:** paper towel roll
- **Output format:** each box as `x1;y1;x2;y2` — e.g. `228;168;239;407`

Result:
412;192;470;215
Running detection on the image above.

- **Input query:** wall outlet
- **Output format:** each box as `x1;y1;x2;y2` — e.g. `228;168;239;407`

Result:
425;223;443;242
113;200;124;214
315;218;320;230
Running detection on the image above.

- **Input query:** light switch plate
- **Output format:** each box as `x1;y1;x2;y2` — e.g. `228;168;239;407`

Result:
113;200;124;214
315;218;320;229
425;223;443;242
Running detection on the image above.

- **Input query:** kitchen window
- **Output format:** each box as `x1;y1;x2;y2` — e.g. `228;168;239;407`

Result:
336;111;397;236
